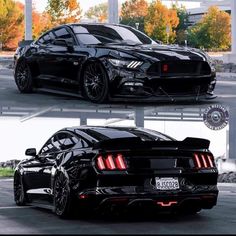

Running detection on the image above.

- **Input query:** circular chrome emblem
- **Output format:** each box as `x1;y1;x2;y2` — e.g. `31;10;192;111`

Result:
203;105;229;130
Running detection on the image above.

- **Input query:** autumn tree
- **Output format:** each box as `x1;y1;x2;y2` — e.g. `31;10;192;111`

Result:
188;6;231;50
0;0;24;50
120;0;148;32
144;0;179;43
46;0;82;25
32;10;53;39
85;3;108;23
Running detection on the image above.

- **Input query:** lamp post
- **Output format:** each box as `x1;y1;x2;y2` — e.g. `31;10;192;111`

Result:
24;0;32;41
108;0;119;24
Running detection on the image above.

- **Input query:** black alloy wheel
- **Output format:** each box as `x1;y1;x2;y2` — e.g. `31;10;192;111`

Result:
14;173;26;206
15;61;34;93
83;62;109;103
53;173;74;218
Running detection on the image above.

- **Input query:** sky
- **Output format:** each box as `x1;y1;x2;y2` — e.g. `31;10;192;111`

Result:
18;0;201;14
0;116;227;162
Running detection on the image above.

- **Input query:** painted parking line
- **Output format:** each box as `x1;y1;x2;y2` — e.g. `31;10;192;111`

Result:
0;206;33;210
217;81;236;85
218;95;236;98
0;178;13;182
0;75;13;80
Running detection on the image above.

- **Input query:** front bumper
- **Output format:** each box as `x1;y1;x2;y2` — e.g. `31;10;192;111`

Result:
108;68;217;102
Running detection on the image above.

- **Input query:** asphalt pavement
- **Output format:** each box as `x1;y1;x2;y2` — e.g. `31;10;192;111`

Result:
0;179;236;234
0;68;236;109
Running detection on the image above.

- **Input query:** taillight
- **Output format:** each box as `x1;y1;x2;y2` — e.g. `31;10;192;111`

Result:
193;153;215;169
96;153;127;171
105;155;116;170
97;156;106;170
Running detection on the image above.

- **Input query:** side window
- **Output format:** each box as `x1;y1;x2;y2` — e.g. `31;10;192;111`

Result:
40;137;60;154
53;132;86;151
75;137;89;149
54;28;75;44
37;32;55;45
40;132;88;154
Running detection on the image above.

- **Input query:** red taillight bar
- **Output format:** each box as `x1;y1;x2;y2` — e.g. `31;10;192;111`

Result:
115;154;126;170
194;153;202;168
207;155;214;168
157;201;177;207
96;154;127;171
193;153;215;169
201;154;208;168
97;156;106;170
105;155;116;170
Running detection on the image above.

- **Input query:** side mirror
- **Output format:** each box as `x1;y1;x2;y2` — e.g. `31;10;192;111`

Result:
25;148;37;156
53;38;74;52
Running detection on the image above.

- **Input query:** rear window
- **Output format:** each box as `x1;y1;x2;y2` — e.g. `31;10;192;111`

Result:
77;127;173;142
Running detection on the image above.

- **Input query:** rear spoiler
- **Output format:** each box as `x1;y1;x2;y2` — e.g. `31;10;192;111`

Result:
18;40;34;48
93;137;210;150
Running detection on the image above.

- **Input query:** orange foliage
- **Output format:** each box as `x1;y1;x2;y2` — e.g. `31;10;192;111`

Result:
1;1;24;50
32;10;53;39
144;0;179;43
121;0;148;18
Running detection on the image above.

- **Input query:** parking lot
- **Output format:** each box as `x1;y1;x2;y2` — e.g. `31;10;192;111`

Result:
0;68;236;109
0;179;235;234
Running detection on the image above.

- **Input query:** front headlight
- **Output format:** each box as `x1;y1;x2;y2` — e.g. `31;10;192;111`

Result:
108;59;143;69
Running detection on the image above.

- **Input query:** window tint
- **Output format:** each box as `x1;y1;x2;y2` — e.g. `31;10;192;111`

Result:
128;129;173;141
49;31;55;41
40;138;60;154
77;34;105;45
72;24;156;45
54;28;75;44
37;32;55;45
40;132;88;154
80;128;173;142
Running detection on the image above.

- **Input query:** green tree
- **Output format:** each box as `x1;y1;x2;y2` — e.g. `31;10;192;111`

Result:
46;0;82;25
188;6;231;50
0;0;24;50
172;4;190;45
120;0;148;32
85;3;108;22
144;0;179;43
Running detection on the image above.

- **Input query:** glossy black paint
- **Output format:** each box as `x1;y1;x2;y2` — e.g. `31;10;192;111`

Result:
14;126;218;214
14;23;217;103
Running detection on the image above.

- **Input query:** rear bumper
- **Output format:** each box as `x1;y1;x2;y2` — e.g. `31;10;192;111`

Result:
77;185;218;211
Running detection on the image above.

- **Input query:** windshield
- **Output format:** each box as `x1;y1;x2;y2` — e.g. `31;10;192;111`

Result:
72;24;157;45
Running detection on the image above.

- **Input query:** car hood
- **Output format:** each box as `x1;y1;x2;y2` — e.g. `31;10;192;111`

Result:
91;43;208;62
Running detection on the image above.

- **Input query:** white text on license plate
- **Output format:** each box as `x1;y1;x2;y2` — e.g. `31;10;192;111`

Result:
155;177;179;190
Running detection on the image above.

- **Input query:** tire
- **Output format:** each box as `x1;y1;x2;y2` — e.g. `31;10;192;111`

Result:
13;172;27;206
53;173;75;218
82;62;109;103
15;60;34;93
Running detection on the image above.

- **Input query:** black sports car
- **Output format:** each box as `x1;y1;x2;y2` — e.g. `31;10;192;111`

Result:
14;23;216;103
14;126;218;218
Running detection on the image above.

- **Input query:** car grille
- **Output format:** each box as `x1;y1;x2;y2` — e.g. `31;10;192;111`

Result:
144;77;211;96
147;61;211;76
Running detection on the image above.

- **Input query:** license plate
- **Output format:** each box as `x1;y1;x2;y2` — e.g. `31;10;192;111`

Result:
155;177;179;190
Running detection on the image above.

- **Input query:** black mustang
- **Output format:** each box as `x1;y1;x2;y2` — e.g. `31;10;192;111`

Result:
14;126;218;218
14;23;216;103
